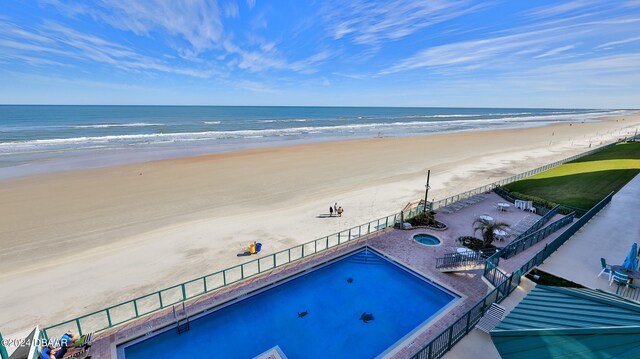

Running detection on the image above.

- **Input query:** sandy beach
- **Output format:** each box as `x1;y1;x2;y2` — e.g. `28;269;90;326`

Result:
1;113;639;335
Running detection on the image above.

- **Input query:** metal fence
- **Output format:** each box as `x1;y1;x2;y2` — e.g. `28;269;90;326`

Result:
411;269;520;359
43;213;399;340
500;212;575;259
515;205;561;239
616;283;640;302
411;139;626;215
41;137;630;342
410;191;615;359
435;251;485;270
0;331;9;359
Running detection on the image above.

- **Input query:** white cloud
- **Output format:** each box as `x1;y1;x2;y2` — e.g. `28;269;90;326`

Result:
246;0;256;10
0;21;219;78
321;0;487;46
524;0;602;19
382;8;640;75
534;45;575;59
595;36;640;49
381;31;552;74
43;0;224;53
223;1;240;18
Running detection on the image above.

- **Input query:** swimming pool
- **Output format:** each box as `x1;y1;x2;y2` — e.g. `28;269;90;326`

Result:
413;233;442;246
119;249;457;358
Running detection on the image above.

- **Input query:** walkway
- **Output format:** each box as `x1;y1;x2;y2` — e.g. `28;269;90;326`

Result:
538;173;640;293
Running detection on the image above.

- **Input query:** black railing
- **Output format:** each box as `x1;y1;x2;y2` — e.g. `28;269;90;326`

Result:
517;204;560;239
500;212;574;259
435;251;485;270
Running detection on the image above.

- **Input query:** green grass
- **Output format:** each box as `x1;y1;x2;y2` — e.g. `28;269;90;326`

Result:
504;142;640;209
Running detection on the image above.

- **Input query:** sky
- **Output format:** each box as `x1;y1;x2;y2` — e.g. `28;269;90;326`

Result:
0;0;639;108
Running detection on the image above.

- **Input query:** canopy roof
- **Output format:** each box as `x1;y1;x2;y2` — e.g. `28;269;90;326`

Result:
491;285;640;359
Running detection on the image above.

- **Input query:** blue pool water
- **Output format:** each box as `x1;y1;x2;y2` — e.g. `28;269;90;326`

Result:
413;234;442;246
121;249;457;358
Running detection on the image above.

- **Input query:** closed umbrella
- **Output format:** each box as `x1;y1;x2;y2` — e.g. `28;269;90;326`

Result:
622;243;639;271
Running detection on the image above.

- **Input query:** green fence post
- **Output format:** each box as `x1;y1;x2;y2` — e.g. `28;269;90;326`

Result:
133;299;140;317
158;292;164;308
181;283;187;300
106;308;113;327
0;331;9;359
76;318;83;336
272;253;276;268
465;311;471;333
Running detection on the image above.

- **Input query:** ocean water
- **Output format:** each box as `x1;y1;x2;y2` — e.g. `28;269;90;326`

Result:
120;250;457;358
0;105;630;178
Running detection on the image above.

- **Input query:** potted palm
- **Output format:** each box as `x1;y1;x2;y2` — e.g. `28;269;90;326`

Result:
473;218;510;248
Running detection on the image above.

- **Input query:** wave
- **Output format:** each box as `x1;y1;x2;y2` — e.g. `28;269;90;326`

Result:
400;112;550;119
0;110;625;151
72;123;164;129
203;121;221;125
256;119;309;123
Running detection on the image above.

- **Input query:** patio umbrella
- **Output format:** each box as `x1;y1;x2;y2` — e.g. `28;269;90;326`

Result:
622;243;639;271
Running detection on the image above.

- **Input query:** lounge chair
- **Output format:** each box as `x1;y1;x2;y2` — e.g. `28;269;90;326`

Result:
50;333;94;359
610;271;630;287
597;258;612;281
475;303;506;333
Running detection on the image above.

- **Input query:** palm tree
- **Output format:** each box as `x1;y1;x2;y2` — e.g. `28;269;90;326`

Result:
473;218;510;248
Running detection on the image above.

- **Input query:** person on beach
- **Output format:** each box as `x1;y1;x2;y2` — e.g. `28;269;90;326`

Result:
334;202;338;213
329;206;334;216
337;207;344;217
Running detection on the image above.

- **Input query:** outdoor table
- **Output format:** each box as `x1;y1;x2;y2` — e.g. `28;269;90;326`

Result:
610;265;640;282
479;215;494;222
497;203;511;211
493;229;508;241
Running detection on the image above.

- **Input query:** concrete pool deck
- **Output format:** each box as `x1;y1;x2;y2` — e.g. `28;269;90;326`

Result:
69;191;570;358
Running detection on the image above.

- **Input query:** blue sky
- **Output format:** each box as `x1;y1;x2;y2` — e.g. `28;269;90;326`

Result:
0;0;639;108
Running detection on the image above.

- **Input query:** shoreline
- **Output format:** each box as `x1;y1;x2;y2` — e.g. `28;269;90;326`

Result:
1;112;639;334
1;110;636;180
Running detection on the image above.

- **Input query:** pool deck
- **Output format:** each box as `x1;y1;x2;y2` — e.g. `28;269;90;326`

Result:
82;192;571;358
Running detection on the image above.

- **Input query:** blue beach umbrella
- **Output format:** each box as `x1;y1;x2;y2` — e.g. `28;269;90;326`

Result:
622;243;639;271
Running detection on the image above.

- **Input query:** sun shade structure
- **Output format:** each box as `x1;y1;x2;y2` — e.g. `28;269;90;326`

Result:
490;285;640;359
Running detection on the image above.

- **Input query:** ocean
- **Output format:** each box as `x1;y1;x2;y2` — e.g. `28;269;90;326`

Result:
0;105;631;178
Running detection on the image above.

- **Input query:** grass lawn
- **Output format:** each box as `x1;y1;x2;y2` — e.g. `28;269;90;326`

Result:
504;142;640;209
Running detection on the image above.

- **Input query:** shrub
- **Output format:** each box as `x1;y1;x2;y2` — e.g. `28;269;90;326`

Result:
407;211;446;229
457;236;492;251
